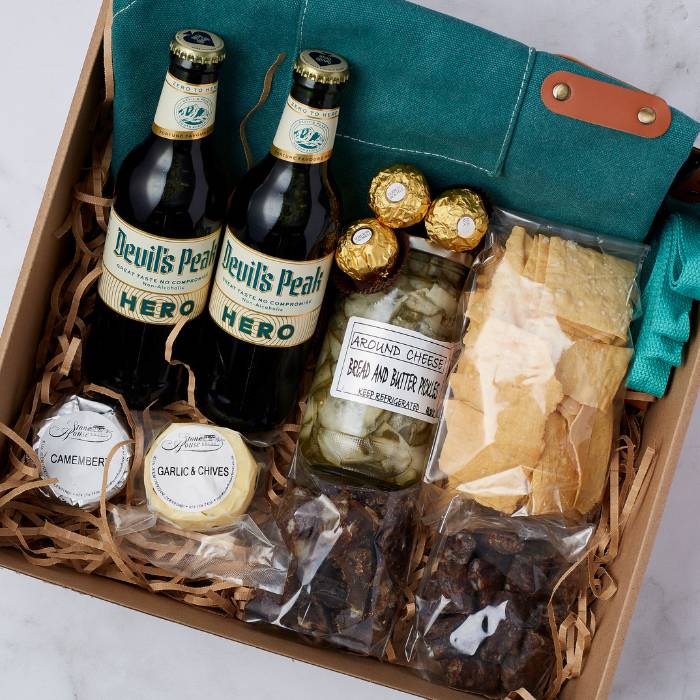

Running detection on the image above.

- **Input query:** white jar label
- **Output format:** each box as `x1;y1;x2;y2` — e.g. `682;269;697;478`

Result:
330;317;454;424
98;211;220;325
148;424;237;513
152;72;218;140
38;411;131;506
386;182;407;203
270;95;339;164
208;229;333;348
457;216;477;238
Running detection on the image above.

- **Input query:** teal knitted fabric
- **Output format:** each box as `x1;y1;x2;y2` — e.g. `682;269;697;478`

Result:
628;212;700;396
110;0;700;242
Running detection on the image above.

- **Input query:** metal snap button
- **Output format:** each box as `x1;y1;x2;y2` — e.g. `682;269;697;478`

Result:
638;107;657;124
552;82;571;101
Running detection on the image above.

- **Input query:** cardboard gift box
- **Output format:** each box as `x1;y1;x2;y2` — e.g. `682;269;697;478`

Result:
1;4;698;699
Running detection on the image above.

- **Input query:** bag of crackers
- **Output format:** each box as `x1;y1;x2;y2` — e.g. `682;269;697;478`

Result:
424;209;648;518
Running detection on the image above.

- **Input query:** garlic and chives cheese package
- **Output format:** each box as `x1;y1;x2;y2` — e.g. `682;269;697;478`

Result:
144;423;259;531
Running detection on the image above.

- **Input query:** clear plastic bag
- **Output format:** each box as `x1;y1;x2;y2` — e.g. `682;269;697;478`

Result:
110;412;290;594
243;458;420;656
425;209;648;517
407;495;593;698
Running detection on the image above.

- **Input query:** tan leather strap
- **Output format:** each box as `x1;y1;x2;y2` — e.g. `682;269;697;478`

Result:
541;70;671;139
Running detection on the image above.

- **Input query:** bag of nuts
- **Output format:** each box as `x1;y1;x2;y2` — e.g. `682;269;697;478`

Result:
406;495;593;698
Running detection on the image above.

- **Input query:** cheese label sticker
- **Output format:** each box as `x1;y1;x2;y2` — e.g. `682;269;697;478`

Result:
330;317;454;424
149;425;238;513
99;211;220;325
38;411;131;505
208;229;333;348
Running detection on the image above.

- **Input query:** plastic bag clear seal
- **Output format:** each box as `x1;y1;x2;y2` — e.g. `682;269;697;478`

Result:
243;452;420;657
406;495;594;698
424;208;649;518
110;412;290;595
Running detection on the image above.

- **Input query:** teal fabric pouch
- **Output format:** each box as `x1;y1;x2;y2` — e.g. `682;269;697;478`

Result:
110;0;700;241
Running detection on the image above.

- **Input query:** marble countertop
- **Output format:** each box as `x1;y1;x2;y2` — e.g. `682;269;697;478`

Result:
1;1;699;698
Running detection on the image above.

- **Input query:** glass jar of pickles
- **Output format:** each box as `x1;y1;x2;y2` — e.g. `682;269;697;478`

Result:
299;235;469;487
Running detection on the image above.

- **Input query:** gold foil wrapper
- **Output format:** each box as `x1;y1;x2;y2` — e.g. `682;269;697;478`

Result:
369;164;431;228
425;188;489;252
335;219;399;282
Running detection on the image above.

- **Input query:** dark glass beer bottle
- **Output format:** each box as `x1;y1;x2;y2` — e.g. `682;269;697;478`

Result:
197;50;350;432
85;30;227;408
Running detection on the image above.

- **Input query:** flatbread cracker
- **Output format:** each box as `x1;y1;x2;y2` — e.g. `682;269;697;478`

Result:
544;237;636;342
504;226;529;275
573;405;614;514
529;412;579;515
455;467;530;515
556;339;632;408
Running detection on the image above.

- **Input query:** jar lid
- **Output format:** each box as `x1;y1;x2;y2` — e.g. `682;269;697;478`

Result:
406;233;472;267
294;49;350;85
170;29;226;65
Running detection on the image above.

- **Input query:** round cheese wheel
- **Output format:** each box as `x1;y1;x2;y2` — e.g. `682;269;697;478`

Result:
144;423;259;531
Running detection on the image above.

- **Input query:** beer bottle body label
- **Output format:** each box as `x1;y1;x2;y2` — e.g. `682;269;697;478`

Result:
208;229;333;348
270;95;339;165
152;72;218;141
98;211;220;325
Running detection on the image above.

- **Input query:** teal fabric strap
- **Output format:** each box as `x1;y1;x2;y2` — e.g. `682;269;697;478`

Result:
628;212;700;397
110;0;700;242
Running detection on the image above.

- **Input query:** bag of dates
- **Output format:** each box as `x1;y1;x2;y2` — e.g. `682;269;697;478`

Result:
243;462;420;657
406;495;593;698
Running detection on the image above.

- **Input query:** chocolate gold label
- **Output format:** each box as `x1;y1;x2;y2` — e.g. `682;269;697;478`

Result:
208;229;333;347
98;212;220;325
270;95;338;164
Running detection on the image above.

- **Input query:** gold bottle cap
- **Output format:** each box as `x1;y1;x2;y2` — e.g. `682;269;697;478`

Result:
369;164;431;228
170;29;226;65
424;188;489;253
294;49;350;85
336;219;400;282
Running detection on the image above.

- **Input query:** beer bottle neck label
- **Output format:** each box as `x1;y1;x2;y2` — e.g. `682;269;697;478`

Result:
208;228;333;347
98;211;221;325
270;94;339;165
152;72;218;141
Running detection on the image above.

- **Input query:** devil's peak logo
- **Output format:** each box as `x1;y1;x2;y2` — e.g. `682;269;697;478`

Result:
48;422;113;443
290;119;329;154
308;51;342;67
160;431;224;453
174;96;212;130
182;30;215;47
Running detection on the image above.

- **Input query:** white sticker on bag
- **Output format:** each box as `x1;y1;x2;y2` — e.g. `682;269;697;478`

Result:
329;317;454;424
148;425;237;513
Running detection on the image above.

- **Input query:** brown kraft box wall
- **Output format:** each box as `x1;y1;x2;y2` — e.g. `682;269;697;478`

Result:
0;3;698;699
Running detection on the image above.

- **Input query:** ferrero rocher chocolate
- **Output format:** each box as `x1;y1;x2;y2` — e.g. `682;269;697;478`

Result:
369;164;431;228
335;219;399;282
425;188;489;252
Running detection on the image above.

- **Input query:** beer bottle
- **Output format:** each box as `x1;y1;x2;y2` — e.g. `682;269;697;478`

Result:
85;30;227;408
197;50;349;432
